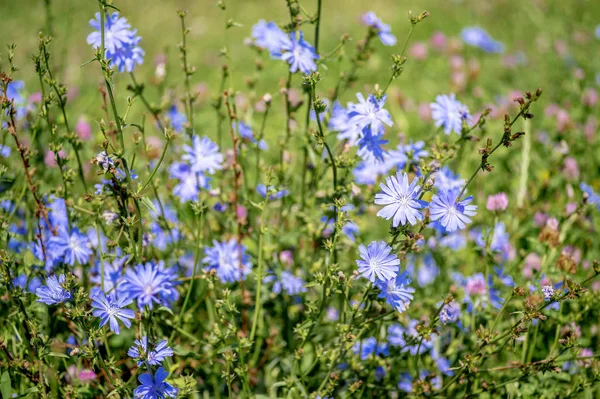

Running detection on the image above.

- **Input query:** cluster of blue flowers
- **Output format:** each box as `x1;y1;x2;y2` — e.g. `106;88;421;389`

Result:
170;135;222;202
252;21;319;74
356;241;414;313
87;12;145;72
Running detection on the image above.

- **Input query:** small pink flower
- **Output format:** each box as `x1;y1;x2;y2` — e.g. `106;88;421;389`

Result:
582;88;598;107
451;71;466;91
584;116;597;142
546;218;559;231
29;92;42;104
76;117;91;140
449;55;464;70
533;212;549;227
66;86;79;103
577;348;594;368
523;253;542;279
418;103;431;121
279;250;294;266
562;246;581;264
154;53;167;66
255;100;267;113
556;109;572;132
236;205;247;221
560;322;581;339
465;275;487;296
467;58;480;76
79;369;97;382
409;42;428;60
429;31;447;51
562;157;579;180
44;150;66;167
472;87;484;98
67;365;77;381
486;192;509;211
544;103;560;117
540;276;553;286
565;202;577;215
235;93;249;112
287;88;302;108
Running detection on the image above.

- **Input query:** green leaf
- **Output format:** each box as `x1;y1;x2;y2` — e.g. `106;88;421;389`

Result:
47;352;70;359
1;371;11;399
157;306;174;316
12;387;38;398
140;196;158;214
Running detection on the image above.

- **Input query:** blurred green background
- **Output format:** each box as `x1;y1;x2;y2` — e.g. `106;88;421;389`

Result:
1;0;598;114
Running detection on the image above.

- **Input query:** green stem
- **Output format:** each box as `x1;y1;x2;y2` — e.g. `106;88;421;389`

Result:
314;0;322;53
138;135;171;193
250;202;267;343
179;12;195;137
172;204;205;341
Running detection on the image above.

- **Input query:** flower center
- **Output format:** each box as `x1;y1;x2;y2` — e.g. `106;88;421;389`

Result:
144;284;154;296
369;259;380;271
396;195;410;207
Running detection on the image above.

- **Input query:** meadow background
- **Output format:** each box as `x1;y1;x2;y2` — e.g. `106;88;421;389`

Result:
2;0;597;136
2;0;600;397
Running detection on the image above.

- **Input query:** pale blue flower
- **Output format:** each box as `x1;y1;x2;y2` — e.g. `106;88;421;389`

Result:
581;182;600;210
362;12;397;46
234;121;267;150
352;337;378;360
376;271;415;313
87;12;144;72
430;94;471;135
14;274;42;293
256;184;289;200
182;136;223;174
48;228;92;266
348;93;393;135
474;222;512;261
440;301;460;325
169;162;210;203
356;241;399;283
435;166;464;192
375;172;428;227
430;189;477;232
357;126;388;162
252;20;288;56
5;81;28;120
0;144;10;157
128;337;174;367
329;102;360;145
353;156;393;185
90;255;128;297
134;367;178;399
461;27;504;53
91;291;135;334
123;262;180;309
36;274;71;305
273;31;319;74
203;239;252;283
416;254;439;287
263;271;306;296
167;105;187;132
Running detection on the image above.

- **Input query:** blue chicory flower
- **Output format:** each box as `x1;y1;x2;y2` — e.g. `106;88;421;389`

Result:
36;274;71;305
